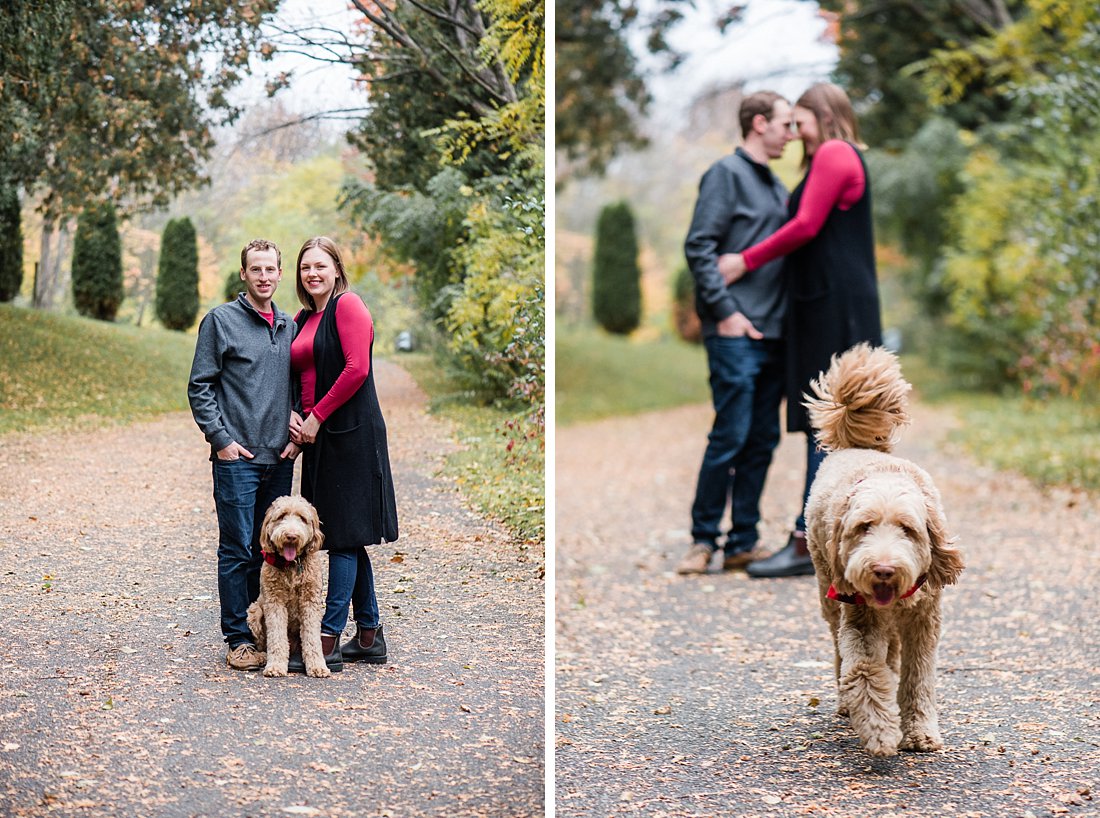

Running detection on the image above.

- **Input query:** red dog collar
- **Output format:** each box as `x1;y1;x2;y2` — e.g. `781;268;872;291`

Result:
827;574;927;605
262;552;298;569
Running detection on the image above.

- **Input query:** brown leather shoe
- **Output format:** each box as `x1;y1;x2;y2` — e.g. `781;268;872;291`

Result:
746;532;815;578
722;547;760;571
226;643;265;671
676;543;715;574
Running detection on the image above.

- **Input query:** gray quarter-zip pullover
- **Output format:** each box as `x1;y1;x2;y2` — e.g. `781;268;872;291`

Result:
684;147;789;339
187;294;296;464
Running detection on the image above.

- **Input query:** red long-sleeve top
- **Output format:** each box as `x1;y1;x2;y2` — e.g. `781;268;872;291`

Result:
741;140;866;271
291;294;374;422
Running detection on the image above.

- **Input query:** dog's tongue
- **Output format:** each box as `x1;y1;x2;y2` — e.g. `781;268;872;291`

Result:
873;584;895;606
283;546;297;563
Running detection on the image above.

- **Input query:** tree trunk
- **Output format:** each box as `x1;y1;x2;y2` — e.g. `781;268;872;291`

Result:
34;220;55;309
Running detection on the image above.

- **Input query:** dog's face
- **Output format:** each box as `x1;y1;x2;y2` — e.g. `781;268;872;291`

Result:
833;471;961;606
259;495;323;564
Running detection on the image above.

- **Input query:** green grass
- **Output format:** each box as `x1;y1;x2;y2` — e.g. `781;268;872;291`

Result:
0;303;196;434
396;352;545;545
902;354;1100;491
556;324;709;426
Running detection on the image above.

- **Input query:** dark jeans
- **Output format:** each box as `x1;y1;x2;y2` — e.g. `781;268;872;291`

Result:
322;548;380;636
795;435;827;533
211;458;294;647
691;335;784;554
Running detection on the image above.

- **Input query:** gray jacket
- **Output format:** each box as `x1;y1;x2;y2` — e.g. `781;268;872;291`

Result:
684;148;789;338
187;294;296;464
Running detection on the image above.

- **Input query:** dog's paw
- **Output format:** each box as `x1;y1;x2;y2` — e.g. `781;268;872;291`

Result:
306;665;331;678
861;732;901;757
263;665;288;678
900;729;943;752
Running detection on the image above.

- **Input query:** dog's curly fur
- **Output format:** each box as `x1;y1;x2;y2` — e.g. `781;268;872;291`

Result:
246;495;329;678
803;343;964;757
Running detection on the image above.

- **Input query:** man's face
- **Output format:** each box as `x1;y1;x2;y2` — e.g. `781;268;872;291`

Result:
762;100;794;159
240;248;281;305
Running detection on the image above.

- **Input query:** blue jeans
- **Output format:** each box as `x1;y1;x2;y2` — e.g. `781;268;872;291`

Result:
322;548;380;636
211;458;294;646
795;436;827;533
691;335;785;554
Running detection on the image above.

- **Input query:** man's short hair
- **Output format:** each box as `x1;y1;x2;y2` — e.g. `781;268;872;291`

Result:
240;238;281;270
739;91;785;139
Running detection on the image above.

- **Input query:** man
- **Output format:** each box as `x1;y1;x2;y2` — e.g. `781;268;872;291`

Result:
188;238;299;670
676;91;794;574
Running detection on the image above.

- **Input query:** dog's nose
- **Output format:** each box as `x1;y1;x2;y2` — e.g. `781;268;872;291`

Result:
873;564;896;581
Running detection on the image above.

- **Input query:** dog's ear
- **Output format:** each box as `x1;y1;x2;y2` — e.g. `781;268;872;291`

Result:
924;491;964;588
308;505;324;551
259;498;281;554
825;505;857;596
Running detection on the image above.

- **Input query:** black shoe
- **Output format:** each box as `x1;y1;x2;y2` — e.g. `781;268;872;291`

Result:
341;624;387;664
287;635;344;673
746;533;815;578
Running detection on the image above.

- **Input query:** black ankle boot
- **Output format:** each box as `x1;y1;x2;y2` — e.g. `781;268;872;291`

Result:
746;532;815;578
287;634;344;673
341;624;387;664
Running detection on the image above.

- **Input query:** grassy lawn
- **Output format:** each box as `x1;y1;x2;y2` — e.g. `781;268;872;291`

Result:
902;355;1100;491
386;352;545;546
0;303;196;434
556;323;709;426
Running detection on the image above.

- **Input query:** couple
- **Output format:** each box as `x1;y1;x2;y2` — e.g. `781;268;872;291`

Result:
187;236;399;672
677;82;883;578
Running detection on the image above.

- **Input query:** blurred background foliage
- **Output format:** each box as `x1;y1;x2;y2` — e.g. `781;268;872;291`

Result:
555;0;1100;489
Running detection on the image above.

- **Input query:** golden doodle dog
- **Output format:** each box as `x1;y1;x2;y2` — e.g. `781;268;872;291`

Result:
246;495;330;678
803;343;964;757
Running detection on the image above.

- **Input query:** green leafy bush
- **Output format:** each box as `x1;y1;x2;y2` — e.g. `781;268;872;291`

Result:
592;201;641;335
340;169;469;320
71;201;124;321
444;193;545;407
0;187;22;302
155;217;199;331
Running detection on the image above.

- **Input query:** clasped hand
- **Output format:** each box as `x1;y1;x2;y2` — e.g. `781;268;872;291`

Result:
289;410;320;446
717;252;747;284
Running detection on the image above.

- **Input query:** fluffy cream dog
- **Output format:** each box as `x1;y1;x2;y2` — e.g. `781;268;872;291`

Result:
246;495;329;678
803;343;964;757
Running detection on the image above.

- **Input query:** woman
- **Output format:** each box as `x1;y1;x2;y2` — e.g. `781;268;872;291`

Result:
288;236;399;670
719;82;883;578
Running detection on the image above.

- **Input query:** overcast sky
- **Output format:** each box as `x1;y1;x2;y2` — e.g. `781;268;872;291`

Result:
231;0;367;120
636;0;839;123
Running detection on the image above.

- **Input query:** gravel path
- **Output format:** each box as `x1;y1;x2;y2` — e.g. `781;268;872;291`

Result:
0;359;544;818
556;399;1099;817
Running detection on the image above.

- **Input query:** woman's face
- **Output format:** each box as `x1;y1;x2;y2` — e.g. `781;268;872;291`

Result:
793;105;821;155
299;247;339;306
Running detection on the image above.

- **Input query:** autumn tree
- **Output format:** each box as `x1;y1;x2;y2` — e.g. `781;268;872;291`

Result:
808;0;1028;147
0;1;279;308
922;0;1100;395
71;202;124;321
0;187;22;302
555;0;698;182
156;218;200;331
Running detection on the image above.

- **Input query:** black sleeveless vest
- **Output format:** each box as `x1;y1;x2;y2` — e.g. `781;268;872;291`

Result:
297;292;399;549
783;145;883;433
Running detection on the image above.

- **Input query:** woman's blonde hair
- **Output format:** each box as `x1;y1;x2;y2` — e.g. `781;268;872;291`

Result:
797;82;865;165
295;236;349;310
